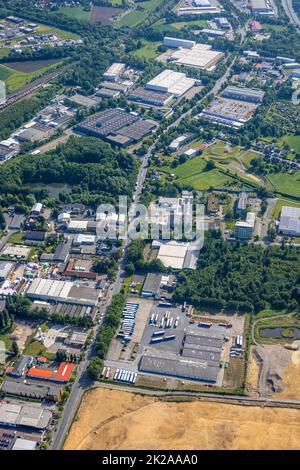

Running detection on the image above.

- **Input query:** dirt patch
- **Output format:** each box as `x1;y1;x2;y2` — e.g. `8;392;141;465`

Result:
246;346;260;396
275;351;300;400
7;59;60;73
10;321;35;352
64;387;300;450
90;6;124;25
253;344;291;397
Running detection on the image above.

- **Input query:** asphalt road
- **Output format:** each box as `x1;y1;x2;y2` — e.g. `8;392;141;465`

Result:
281;0;300;27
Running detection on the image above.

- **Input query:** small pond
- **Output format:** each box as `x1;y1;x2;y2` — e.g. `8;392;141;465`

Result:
260;327;300;340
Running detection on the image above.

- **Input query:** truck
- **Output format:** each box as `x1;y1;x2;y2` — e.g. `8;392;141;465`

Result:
114;368;119;380
152;330;165;337
163;335;176;342
150;337;164;344
105;367;110;379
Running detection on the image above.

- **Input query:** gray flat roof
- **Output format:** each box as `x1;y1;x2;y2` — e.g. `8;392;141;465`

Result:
142;273;162;295
139;349;219;383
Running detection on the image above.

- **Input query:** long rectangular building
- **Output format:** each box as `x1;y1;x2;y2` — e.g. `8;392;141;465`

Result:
0;402;52;431
76;108;157;147
146;70;195;97
221;86;265;103
139;349;219;383
26;278;101;306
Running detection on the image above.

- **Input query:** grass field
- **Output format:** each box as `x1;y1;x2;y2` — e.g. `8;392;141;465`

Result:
267;170;300;199
261;23;287;32
153;19;206;32
116;0;164;27
59;6;91;21
278;135;300;153
0;60;63;94
133;40;161;59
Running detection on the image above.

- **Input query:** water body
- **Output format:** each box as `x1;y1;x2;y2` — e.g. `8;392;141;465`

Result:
260;327;300;340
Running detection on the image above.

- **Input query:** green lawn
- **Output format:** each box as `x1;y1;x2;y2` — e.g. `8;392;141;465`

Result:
272;198;300;219
0;64;15;81
37;24;81;40
59;6;91;22
0;47;10;59
171;20;207;29
8;231;24;244
267;170;300;199
1;60;63;94
172;155;237;189
278;135;300;153
261;23;287;32
133;40;161;59
0;332;13;352
24;340;56;360
116;0;164;27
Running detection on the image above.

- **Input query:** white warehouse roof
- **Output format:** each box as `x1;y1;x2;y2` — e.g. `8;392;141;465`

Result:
146;69;195;97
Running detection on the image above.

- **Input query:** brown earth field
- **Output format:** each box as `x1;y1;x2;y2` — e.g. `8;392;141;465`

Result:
64;388;300;450
90;6;124;25
5;59;61;73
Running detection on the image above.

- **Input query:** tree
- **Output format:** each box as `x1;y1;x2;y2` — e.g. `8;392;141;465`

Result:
87;357;103;380
12;340;19;357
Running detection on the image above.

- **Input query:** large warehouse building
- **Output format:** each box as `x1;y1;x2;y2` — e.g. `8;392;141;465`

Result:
76;108;157;147
164;36;196;49
0;402;51;431
26;278;101;306
146;69;195;97
279;206;300;236
221;85;265;103
168;43;223;70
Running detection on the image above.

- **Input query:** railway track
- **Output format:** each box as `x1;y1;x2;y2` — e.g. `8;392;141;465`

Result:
0;66;67;112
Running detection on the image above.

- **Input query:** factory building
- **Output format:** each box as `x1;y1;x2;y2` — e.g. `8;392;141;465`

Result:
1;379;62;402
139;349;219;383
0;261;14;281
76;108;157;147
166;43;223;70
164;36;196;49
26;278;101;307
221;86;265;103
128;87;173;107
249;0;275;15
146;69;195;97
0;402;52;431
279;206;300;236
103;63;126;82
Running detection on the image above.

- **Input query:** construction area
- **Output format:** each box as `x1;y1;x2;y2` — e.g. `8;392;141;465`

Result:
64;387;300;450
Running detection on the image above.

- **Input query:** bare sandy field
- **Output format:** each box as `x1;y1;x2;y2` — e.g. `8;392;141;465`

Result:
64;388;300;450
276;351;300;400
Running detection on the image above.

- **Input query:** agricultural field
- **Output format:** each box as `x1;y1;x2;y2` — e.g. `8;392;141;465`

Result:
91;5;125;25
0;60;63;94
266;170;300;199
278;135;300;154
133;40;161;59
64;387;300;450
59;6;91;21
115;0;165;28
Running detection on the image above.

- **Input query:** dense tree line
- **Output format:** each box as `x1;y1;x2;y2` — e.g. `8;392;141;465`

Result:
174;231;300;314
0;137;138;209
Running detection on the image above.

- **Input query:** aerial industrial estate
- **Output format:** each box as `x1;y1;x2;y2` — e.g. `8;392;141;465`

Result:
0;0;300;454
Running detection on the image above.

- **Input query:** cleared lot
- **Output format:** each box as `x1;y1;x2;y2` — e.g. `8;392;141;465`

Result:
64;388;300;450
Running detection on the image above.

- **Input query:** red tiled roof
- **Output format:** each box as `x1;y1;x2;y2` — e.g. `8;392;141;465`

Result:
54;362;74;382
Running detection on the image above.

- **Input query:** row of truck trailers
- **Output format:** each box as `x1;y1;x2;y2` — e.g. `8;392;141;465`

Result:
117;302;139;342
101;367;137;384
149;310;179;329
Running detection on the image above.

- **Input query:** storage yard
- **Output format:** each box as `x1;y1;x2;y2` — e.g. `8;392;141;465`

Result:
64;388;300;450
104;297;244;388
